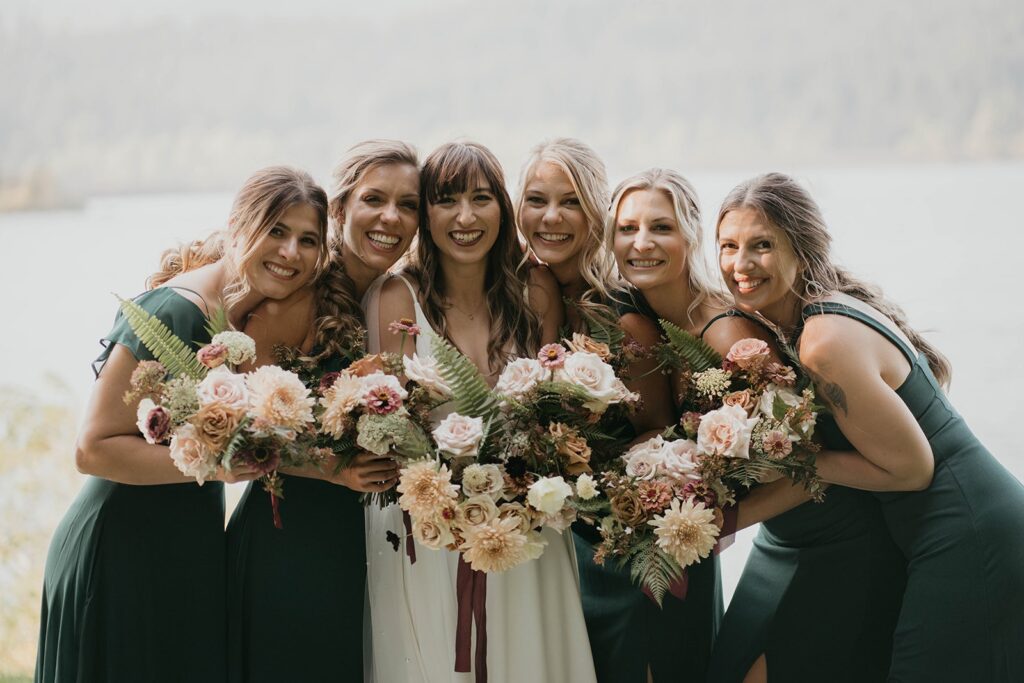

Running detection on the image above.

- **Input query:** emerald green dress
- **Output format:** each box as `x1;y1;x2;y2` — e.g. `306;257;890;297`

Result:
800;302;1024;682
36;288;226;683
572;293;725;683
708;305;909;682
225;356;366;683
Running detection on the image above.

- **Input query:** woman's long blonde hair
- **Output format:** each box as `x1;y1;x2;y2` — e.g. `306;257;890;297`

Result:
408;141;541;370
608;168;728;325
717;172;951;386
517;138;620;328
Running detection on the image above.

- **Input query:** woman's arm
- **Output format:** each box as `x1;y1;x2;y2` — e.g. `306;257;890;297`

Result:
799;317;933;492
618;312;675;434
527;266;564;345
75;345;262;485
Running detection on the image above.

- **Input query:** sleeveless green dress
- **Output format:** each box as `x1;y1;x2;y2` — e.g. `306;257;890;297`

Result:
801;302;1024;682
36;288;226;683
572;292;724;683
225;355;366;683
708;307;907;682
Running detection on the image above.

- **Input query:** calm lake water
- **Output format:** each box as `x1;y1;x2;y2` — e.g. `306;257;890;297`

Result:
1;161;1022;672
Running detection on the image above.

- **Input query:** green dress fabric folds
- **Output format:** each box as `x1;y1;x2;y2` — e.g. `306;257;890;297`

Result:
803;302;1024;682
36;288;226;683
225;356;367;682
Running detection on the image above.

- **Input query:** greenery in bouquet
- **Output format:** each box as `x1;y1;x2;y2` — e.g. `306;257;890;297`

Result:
117;296;330;528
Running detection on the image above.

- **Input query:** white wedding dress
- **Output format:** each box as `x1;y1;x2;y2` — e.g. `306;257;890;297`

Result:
362;274;597;683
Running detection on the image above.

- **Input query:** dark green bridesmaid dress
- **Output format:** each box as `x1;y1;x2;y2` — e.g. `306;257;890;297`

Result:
708;305;909;682
801;302;1024;682
225;356;366;683
572;294;727;683
36;288;226;683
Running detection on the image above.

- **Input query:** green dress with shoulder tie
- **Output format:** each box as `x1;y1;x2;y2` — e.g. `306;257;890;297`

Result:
572;292;728;683
225;355;367;683
798;301;1024;682
35;288;226;683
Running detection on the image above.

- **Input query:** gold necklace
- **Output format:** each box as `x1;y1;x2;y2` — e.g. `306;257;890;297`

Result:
446;297;486;320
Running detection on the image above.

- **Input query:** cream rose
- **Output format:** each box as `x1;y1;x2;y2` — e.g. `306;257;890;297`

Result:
554;351;621;413
456;495;500;528
662;438;702;482
413;516;456;549
461;463;505;499
757;384;802;419
404;353;452;399
495;357;547;399
169;423;218;485
622;437;666;480
527;475;573;515
432;413;484;458
196;366;249;409
697;404;758;459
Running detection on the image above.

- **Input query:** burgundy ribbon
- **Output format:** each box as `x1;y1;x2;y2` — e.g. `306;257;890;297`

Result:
455;554;487;683
713;503;739;556
270;493;283;530
402;511;417;564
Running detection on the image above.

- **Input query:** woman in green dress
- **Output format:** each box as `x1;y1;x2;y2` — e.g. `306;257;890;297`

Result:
35;166;332;682
712;172;1024;682
225;140;421;682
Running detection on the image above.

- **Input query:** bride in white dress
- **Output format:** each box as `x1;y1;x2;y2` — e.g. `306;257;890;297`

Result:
362;141;597;683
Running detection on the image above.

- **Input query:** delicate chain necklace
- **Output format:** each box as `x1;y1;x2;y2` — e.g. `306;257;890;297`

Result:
445;297;486;321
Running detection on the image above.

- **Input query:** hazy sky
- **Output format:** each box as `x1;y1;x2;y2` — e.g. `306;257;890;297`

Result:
2;0;452;32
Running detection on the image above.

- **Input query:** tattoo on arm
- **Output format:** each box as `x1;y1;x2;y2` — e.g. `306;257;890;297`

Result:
806;368;849;416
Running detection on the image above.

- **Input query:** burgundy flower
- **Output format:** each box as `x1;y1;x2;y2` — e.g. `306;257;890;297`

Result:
143;406;172;444
232;443;281;476
318;371;341;394
364;385;402;415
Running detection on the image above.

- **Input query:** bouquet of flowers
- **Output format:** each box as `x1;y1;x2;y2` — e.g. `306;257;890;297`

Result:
395;330;641;573
119;297;328;527
577;321;823;604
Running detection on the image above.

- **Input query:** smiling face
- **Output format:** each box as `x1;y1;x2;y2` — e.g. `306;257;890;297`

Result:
612;188;690;295
520;161;588;270
426;174;502;267
339;162;420;277
717;207;802;320
243;202;323;299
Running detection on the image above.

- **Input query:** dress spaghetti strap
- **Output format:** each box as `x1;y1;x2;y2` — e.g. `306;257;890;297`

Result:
800;301;918;365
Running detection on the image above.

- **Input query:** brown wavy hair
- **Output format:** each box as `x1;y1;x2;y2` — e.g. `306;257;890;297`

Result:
315;140;421;360
717;172;951;387
407;141;541;370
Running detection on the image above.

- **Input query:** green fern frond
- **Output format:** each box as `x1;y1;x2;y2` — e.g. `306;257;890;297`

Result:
430;335;499;420
625;539;684;607
659;319;722;372
572;302;625;351
117;295;207;380
204;305;231;338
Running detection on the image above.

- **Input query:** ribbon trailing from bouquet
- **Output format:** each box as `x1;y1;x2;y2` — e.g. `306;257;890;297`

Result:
713;502;740;556
455;554;487;683
402;510;417;564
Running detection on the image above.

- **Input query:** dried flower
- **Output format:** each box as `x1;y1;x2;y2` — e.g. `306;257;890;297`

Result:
648;498;720;567
565;333;613;362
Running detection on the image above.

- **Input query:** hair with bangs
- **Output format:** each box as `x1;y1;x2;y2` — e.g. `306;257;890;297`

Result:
408;141;542;370
717;172;951;386
607;168;728;325
517;138;622;330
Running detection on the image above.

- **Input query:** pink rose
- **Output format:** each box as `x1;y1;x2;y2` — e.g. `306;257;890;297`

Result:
197;343;229;369
726;338;770;371
697;404;758;459
196;367;249;409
